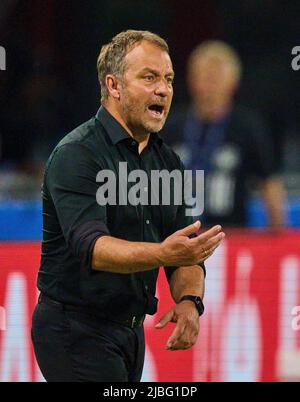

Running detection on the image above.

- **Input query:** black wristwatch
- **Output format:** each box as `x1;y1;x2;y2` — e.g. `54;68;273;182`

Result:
179;295;205;316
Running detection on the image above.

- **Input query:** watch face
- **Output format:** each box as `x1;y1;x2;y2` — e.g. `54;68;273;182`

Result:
194;297;203;312
181;295;204;316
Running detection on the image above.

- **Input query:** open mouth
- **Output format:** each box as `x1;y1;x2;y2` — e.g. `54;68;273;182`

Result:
147;104;164;118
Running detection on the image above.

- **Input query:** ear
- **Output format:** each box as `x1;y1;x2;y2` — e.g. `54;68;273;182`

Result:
105;74;121;100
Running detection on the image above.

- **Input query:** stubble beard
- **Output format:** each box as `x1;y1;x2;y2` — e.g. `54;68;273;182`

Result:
121;91;167;135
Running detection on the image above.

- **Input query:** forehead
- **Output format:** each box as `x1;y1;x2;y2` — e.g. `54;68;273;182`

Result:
191;54;233;75
124;40;173;74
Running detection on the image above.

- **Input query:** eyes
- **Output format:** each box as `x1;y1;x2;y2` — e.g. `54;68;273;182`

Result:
144;75;155;81
143;74;174;85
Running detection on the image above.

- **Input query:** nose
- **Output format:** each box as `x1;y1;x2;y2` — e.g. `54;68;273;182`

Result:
154;79;172;97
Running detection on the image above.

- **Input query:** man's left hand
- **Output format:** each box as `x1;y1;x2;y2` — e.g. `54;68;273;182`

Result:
155;301;200;350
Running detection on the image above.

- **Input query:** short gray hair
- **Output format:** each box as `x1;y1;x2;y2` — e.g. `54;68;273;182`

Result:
97;30;169;101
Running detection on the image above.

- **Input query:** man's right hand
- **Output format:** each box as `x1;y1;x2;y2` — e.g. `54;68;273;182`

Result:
158;221;225;267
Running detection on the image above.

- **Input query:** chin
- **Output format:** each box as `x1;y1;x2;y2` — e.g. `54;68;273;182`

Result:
144;120;165;133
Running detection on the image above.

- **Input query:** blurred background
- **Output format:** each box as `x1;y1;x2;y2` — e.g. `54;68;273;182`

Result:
1;0;300;226
1;0;300;382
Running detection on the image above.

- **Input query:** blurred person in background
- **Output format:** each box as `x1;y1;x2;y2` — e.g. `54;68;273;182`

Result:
164;41;286;228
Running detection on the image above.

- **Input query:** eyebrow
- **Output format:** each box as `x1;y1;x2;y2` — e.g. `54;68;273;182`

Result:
139;67;175;79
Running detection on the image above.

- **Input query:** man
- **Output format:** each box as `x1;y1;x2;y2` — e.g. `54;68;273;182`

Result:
31;30;225;382
163;40;285;227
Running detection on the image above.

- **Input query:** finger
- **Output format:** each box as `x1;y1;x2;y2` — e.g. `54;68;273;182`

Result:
166;321;186;349
201;238;224;261
155;309;174;329
206;239;224;256
191;225;222;245
203;246;219;260
168;334;194;350
190;231;224;261
202;232;225;251
176;220;201;238
168;325;199;350
168;341;191;351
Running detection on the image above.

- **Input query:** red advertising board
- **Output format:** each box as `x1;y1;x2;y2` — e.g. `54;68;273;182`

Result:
1;231;300;382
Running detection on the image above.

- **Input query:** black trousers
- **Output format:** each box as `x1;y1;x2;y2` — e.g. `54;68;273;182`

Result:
31;299;145;382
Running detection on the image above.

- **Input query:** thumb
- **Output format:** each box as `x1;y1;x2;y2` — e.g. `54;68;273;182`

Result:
155;309;174;329
176;220;201;237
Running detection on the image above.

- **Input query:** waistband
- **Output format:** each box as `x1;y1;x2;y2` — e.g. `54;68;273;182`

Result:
38;293;145;329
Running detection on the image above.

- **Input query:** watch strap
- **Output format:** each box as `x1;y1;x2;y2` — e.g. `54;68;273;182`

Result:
179;295;205;316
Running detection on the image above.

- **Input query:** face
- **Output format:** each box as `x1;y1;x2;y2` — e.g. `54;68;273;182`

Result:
118;41;174;135
188;55;238;107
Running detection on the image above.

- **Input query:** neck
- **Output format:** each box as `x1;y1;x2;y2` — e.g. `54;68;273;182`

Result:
103;101;150;149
